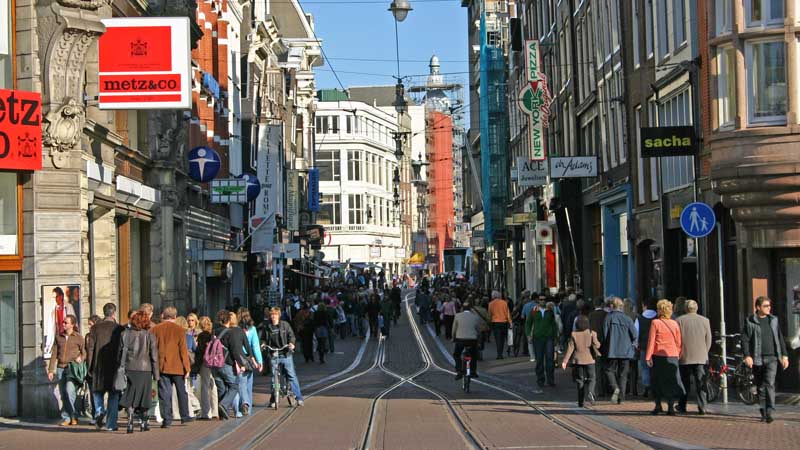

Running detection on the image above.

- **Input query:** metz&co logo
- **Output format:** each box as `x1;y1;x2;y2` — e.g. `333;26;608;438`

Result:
130;38;148;57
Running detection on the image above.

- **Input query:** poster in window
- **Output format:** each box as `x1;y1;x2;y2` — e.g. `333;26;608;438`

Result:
41;285;81;359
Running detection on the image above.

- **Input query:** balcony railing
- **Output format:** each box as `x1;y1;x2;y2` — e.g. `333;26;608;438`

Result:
324;224;402;237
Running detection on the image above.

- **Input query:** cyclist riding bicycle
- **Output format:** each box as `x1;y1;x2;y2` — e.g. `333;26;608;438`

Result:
452;301;482;380
258;306;304;408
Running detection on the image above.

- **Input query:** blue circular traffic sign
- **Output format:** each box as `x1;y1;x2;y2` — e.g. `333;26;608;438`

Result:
680;202;715;238
238;172;261;201
187;146;221;182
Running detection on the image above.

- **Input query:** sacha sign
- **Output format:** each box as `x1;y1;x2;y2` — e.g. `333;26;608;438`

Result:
0;88;42;171
98;17;191;110
640;126;696;158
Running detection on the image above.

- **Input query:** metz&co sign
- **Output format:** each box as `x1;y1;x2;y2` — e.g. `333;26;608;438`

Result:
0;88;42;171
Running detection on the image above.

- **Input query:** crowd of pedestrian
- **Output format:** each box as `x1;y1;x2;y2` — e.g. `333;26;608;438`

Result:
420;274;792;424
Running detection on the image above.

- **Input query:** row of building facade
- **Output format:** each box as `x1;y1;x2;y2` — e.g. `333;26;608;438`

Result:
462;0;800;389
0;0;322;417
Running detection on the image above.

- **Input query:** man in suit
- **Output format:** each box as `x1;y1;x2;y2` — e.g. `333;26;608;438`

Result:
86;303;124;431
675;299;712;414
150;306;192;427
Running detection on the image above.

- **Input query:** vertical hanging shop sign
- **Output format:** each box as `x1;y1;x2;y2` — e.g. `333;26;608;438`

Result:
308;168;320;212
518;40;552;161
251;124;283;253
286;169;299;231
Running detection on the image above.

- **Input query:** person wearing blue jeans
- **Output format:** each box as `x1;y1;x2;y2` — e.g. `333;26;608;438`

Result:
260;307;304;407
236;310;263;416
85;303;125;431
213;310;252;419
527;302;557;387
213;364;240;419
47;314;85;426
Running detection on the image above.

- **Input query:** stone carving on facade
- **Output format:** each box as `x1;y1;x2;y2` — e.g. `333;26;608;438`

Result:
43;97;85;168
56;0;111;10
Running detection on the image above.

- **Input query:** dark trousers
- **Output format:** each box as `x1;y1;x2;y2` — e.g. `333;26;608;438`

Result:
444;315;455;339
753;357;778;414
492;323;508;357
605;358;630;399
158;373;190;423
453;339;478;376
433;311;441;336
533;337;555;385
678;364;708;411
573;364;596;405
301;330;314;362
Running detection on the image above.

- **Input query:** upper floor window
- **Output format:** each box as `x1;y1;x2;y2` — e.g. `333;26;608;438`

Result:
746;0;785;28
317;150;341;182
657;0;670;60
716;46;737;129
347;150;363;181
715;0;733;36
746;40;787;125
632;0;641;68
645;0;654;58
673;0;686;49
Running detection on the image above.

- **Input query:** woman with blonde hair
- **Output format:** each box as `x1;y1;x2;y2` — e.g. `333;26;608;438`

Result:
195;316;218;420
645;299;686;415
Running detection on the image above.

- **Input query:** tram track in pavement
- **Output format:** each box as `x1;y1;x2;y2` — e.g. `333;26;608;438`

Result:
400;292;623;450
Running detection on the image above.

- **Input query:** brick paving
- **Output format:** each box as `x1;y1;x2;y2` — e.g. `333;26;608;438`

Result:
0;333;369;450
416;309;800;450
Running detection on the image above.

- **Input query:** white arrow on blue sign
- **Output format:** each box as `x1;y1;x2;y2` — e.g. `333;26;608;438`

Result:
680;202;716;238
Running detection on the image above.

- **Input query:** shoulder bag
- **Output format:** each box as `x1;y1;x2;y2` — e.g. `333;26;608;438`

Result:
114;332;129;391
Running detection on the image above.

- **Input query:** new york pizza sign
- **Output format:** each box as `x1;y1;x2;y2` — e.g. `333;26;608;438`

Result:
98;17;191;109
518;40;552;161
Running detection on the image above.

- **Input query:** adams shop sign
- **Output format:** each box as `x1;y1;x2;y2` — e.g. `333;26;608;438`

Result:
0;88;42;171
640;126;697;158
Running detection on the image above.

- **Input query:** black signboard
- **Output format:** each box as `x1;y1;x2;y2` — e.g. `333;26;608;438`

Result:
640;126;697;158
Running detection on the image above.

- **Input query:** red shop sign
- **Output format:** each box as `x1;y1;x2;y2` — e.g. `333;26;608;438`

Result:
0;88;42;171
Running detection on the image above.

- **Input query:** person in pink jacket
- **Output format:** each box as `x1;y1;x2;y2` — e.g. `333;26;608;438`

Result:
645;299;686;415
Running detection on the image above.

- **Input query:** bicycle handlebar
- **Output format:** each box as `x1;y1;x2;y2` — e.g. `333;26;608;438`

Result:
264;344;291;352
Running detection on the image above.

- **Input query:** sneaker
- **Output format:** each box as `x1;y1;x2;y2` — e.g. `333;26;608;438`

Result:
242;404;250;416
60;419;72;427
529;358;535;362
610;388;620;404
586;392;596;405
766;415;774;424
296;400;304;407
268;402;276;409
95;413;105;430
70;418;78;425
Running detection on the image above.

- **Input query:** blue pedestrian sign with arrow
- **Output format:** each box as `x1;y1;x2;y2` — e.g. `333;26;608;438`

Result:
680;202;715;238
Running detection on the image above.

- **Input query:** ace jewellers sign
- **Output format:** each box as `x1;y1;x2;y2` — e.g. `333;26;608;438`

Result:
518;40;552;161
98;17;191;109
516;157;548;187
0;89;42;171
640;126;697;158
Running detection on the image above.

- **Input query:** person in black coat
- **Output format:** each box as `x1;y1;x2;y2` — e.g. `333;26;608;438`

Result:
85;303;124;431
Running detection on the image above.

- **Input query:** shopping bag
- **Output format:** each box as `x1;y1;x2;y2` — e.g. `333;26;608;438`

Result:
507;328;514;346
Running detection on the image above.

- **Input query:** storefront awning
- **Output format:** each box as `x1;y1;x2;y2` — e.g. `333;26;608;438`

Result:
202;248;247;262
289;268;328;280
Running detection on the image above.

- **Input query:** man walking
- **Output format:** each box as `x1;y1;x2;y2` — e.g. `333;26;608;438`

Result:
527;298;558;387
675;299;712;414
150;306;192;427
488;291;512;359
742;296;790;423
452;302;481;379
635;298;658;397
86;303;124;431
602;297;637;404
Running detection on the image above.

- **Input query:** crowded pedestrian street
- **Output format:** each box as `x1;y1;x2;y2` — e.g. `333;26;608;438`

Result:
4;1;800;449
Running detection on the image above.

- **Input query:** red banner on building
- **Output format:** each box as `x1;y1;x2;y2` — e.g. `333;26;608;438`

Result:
98;17;191;110
0;88;42;171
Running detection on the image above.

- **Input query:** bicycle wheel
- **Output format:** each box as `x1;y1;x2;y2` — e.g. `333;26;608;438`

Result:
734;363;758;405
273;374;281;410
705;376;720;403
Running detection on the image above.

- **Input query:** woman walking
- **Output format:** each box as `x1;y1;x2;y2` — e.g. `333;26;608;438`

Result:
195;316;218;420
645;299;686;415
119;311;160;433
561;315;601;407
238;308;262;416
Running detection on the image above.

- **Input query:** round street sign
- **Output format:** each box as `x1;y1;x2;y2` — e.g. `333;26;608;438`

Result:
680;202;715;238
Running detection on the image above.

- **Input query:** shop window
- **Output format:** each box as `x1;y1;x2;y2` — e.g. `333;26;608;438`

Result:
0;173;18;256
0;273;16;368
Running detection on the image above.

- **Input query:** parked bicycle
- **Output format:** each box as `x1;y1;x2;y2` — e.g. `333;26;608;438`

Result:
707;333;758;404
264;344;294;409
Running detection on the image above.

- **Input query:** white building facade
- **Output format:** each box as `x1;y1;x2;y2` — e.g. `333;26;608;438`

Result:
315;101;403;276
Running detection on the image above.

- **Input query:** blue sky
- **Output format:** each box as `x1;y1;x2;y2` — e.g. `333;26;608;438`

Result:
301;0;468;91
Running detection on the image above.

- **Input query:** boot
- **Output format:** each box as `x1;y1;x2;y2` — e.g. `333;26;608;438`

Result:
127;408;135;434
651;400;663;415
140;411;150;432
